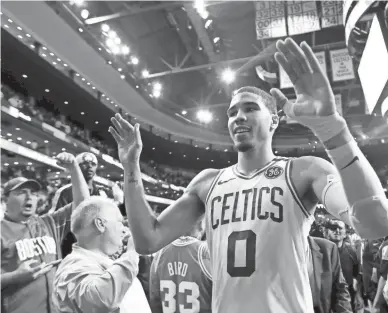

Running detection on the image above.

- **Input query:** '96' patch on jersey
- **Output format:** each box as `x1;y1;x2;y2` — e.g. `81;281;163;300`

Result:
264;166;284;179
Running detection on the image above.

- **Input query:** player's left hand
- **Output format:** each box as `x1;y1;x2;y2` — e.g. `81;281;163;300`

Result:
56;152;76;171
270;38;336;118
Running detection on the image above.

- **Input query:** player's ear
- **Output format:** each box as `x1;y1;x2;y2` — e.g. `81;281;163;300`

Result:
270;115;279;132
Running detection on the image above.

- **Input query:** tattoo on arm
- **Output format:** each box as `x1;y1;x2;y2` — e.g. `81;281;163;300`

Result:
340;156;359;170
127;171;139;184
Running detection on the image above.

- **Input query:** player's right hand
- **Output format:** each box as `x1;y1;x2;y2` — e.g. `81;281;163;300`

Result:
109;113;143;166
16;259;54;283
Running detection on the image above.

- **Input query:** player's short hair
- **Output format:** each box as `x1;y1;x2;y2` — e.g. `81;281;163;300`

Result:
233;86;277;115
71;196;117;236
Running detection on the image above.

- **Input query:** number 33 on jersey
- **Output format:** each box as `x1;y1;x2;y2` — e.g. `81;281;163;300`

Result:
149;237;212;313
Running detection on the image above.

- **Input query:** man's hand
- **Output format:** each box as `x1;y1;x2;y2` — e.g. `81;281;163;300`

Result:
15;259;54;283
56;152;76;171
270;38;336;118
109;113;143;166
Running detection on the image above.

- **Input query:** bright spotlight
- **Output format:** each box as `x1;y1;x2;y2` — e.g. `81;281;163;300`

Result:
72;0;84;6
121;45;130;55
101;24;110;32
205;19;213;29
111;46;120;54
114;37;121;45
106;38;115;47
142;69;149;78
131;56;139;65
80;9;89;19
152;89;161;98
108;30;117;38
196;110;213;124
153;82;162;91
194;0;209;19
221;68;235;84
213;37;220;44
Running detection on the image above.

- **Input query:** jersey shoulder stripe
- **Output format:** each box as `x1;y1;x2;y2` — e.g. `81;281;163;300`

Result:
205;169;225;205
198;242;212;280
285;158;310;218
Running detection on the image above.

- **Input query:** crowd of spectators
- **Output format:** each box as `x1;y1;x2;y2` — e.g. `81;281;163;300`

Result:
1;81;196;190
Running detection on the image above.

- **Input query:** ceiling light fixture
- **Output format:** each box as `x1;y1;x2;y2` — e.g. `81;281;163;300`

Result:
121;45;130;55
81;9;89;19
102;24;109;32
221;68;236;84
196;109;213;124
131;56;139;65
108;30;117;38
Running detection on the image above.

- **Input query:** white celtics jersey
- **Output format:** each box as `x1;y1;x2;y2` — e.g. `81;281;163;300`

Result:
204;157;315;313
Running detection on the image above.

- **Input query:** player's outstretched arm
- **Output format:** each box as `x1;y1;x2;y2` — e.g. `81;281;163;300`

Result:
109;114;210;254
271;38;388;239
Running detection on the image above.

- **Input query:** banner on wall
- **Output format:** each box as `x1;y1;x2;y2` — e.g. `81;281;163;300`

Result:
279;51;326;89
255;1;287;39
330;48;355;81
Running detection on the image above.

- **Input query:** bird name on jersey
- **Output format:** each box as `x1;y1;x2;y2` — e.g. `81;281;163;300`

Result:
15;236;57;261
210;186;284;230
167;262;188;277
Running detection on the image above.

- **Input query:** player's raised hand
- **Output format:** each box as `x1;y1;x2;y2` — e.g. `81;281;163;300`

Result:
270;38;336;118
109;113;143;165
56;152;76;171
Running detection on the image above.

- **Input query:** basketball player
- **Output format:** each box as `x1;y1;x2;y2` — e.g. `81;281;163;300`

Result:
109;38;388;313
149;220;212;313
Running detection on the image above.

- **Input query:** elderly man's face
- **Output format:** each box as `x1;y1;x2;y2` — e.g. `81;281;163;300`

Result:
98;206;126;255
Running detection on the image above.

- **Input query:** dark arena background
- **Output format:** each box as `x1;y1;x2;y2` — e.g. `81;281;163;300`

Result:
1;1;388;313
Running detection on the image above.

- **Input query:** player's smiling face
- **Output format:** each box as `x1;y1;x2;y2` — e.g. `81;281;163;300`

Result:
6;187;39;220
227;92;273;152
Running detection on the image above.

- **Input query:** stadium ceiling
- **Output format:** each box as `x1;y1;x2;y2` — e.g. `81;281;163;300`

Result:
46;0;368;133
2;1;388;171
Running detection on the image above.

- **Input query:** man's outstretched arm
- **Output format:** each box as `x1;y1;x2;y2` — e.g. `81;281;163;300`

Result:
109;114;213;254
271;38;388;238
